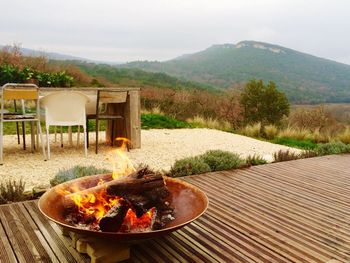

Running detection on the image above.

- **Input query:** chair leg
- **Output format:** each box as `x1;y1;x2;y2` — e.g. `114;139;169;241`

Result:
86;119;89;148
54;126;57;142
22;122;26;150
83;124;87;157
77;125;80;146
36;122;39;150
46;126;51;160
68;126;73;146
38;121;46;161
95;119;99;154
16;122;20;144
30;122;35;153
0;120;3;165
60;126;63;147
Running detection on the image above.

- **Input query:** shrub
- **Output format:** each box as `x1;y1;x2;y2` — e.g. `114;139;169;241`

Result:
241;122;261;138
169;157;211;177
288;106;338;131
245;154;267;166
315;142;350;156
273;150;300;162
50;165;110;186
0;179;26;204
264;124;278;139
141;113;191;129
337;127;350;144
240;79;290;125
201;150;243;171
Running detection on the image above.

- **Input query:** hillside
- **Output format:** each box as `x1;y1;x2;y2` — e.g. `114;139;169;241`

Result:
123;41;350;103
67;61;217;91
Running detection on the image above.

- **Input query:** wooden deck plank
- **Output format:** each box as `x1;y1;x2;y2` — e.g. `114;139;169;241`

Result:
0;154;349;262
0;215;18;263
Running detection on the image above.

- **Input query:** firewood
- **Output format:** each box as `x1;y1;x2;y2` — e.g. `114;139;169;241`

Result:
99;202;129;232
63;174;165;210
106;174;165;196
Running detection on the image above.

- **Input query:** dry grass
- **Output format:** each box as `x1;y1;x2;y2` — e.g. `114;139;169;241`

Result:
336;127;350;144
277;127;311;141
264;124;278;139
141;106;165;115
187;115;232;130
309;128;331;143
240;123;262;138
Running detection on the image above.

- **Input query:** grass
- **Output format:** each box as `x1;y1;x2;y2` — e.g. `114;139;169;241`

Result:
141;113;192;129
187;115;232;131
240;122;261;137
272;137;318;150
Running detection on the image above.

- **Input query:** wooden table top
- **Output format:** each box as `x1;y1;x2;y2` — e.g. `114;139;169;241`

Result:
0;154;349;262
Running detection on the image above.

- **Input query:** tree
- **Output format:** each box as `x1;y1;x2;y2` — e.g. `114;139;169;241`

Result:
240;79;290;125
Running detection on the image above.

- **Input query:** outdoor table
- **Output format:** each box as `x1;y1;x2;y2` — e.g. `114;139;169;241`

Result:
39;87;141;149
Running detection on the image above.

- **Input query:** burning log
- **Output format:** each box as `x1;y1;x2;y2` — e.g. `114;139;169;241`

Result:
63;173;166;210
63;166;175;232
99;202;129;232
106;174;166;196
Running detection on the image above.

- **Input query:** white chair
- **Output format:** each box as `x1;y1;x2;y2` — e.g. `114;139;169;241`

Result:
40;91;89;159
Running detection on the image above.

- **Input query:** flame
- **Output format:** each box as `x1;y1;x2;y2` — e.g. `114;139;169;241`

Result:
71;189;121;221
110;137;136;180
58;137;155;232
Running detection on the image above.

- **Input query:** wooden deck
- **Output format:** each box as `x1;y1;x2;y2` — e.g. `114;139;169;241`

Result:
0;155;350;262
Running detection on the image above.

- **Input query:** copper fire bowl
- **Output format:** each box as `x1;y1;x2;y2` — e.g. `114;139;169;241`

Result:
38;176;208;240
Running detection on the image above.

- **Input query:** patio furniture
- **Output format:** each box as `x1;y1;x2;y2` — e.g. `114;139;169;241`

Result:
40;91;89;159
39;87;141;149
86;90;128;153
0;83;46;164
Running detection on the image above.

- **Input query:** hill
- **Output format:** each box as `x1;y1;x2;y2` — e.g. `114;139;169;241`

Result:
123;41;350;103
63;61;218;91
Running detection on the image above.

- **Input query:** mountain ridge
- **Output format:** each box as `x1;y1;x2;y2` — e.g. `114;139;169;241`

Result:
122;40;350;103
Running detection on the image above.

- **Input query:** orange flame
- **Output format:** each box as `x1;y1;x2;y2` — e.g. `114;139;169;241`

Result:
110;137;136;180
58;137;155;231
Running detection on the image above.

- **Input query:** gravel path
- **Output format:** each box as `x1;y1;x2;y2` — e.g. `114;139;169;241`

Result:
0;128;300;190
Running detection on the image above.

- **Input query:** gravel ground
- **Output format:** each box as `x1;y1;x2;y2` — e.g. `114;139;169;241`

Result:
0;128;301;190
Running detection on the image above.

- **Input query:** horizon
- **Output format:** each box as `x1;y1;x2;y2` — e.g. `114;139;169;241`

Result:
2;40;350;67
1;0;350;64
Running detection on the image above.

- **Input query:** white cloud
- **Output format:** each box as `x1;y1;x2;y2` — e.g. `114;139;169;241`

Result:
0;0;350;63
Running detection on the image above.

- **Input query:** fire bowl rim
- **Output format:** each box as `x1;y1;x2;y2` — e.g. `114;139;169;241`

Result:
38;176;209;239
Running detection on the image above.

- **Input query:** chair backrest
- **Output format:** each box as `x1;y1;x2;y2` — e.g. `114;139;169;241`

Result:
98;91;127;104
1;83;39;100
40;91;89;126
1;83;39;118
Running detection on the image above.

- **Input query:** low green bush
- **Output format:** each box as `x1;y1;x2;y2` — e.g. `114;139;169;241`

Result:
0;179;26;204
50;165;110;186
169;157;211;177
245;154;267;166
141;113;192;129
201;150;243;171
315;142;350;156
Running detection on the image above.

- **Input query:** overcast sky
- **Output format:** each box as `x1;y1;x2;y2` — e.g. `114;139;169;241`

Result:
1;0;350;64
